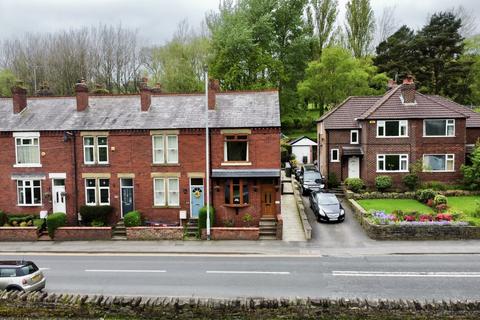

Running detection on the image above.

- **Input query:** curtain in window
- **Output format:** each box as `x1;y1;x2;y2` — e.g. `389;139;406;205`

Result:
168;178;179;206
17;138;39;164
167;136;178;163
154;178;165;205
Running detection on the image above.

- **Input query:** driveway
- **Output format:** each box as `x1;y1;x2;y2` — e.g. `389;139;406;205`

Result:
301;194;371;247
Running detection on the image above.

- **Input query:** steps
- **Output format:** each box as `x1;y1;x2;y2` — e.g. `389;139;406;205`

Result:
327;186;345;197
185;219;199;239
112;219;127;240
37;230;52;241
259;218;277;240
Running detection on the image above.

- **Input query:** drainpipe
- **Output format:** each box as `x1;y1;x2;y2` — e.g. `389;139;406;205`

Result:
72;131;78;225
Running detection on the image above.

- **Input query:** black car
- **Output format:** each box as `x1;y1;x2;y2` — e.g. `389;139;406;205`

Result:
294;164;317;181
309;192;345;222
300;170;325;195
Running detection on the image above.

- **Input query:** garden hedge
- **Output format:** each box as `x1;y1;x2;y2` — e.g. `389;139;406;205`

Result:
80;205;113;226
46;212;66;238
198;206;215;237
0;211;6;225
124;210;142;227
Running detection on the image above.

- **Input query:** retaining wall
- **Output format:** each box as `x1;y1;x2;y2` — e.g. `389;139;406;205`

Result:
54;227;112;241
0;227;38;241
126;227;184;240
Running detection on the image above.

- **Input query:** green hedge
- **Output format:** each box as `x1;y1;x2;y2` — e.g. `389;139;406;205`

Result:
0;211;6;225
46;212;66;238
124;210;142;227
198;206;215;237
375;175;392;192
345;178;365;193
80;205;113;226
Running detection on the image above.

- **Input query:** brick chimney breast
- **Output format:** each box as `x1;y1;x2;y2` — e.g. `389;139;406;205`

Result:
208;79;220;110
140;78;152;112
75;79;89;112
401;75;416;104
11;81;27;114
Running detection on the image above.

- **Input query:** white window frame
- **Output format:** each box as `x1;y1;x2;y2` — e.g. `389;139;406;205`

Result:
377;154;409;173
13;132;41;167
85;178;97;206
152;134;179;164
16;179;42;206
350;130;359;144
331;149;339;162
376;120;408;138
83;136;109;165
423;154;455;172
167;177;180;206
423;119;455;137
153;177;180;207
84;178;110;206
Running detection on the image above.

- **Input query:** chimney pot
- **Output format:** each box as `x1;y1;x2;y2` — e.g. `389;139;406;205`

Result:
140;80;151;112
208;79;220;110
401;75;416;104
11;81;27;114
75;79;89;111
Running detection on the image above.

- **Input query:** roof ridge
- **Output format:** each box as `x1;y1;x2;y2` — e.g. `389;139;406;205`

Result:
420;93;469;118
317;96;352;123
358;85;401;119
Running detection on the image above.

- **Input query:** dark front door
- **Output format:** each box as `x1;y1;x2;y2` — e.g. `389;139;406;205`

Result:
261;186;276;218
121;178;134;218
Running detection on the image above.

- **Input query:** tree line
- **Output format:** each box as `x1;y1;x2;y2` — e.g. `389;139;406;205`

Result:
0;0;479;131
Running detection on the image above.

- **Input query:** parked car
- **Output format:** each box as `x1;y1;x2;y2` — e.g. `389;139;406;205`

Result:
309;192;345;222
300;170;325;195
0;260;46;292
294;163;317;181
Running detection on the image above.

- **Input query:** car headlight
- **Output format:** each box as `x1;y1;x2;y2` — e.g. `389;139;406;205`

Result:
319;209;326;216
340;209;345;215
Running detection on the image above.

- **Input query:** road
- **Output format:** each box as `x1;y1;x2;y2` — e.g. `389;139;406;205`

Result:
4;253;480;300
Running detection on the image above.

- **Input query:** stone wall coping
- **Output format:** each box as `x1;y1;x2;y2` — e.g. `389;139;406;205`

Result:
0;227;38;230
127;226;183;230
211;227;259;231
276;214;283;222
291;180;312;239
57;227;112;230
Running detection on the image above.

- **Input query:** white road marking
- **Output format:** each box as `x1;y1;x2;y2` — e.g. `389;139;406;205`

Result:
333;271;480;278
85;269;167;273
206;271;290;275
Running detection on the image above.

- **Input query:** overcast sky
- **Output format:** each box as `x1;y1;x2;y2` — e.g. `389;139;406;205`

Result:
0;0;478;45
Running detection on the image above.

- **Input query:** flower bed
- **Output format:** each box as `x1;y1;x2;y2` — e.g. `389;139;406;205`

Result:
54;227;112;241
126;227;183;240
0;227;39;241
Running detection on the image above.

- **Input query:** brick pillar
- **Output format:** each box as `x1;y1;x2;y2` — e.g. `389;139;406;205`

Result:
208;79;220;110
11;82;27;114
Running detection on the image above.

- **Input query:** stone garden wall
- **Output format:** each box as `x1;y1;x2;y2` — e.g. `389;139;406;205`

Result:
126;227;184;240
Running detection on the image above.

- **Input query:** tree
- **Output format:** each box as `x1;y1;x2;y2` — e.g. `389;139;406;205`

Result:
297;46;388;115
464;35;480;106
0;69;16;97
309;0;338;57
462;143;480;190
376;6;398;44
345;0;375;58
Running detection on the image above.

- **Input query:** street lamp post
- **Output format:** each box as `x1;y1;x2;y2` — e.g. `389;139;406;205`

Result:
204;68;211;240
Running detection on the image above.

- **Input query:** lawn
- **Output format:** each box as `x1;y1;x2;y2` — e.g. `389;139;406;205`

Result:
357;199;434;214
447;196;480;226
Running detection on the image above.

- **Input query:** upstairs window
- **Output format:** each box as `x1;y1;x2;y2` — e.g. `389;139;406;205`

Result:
14;133;40;166
350;130;359;144
424;119;455;137
152;135;178;164
224;135;248;162
83;136;108;164
377;120;408;137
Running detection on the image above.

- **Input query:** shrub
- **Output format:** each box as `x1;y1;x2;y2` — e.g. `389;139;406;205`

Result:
242;213;253;226
8;214;36;224
223;219;235;227
403;173;419;191
124;210;142;227
375;175;392;192
328;173;340;188
415;189;437;203
421;181;447;191
344;178;364;193
46;212;66;238
33;218;45;230
198;206;215;237
80;206;113;225
435;204;448;213
0;211;6;225
433;194;447;206
91;220;105;227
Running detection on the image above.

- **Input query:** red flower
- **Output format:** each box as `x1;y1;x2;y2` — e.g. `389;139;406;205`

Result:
404;215;415;222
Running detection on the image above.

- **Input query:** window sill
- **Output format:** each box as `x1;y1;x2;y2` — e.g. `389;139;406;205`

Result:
376;171;409;173
224;204;250;208
152;205;181;209
151;163;180;167
14;164;42;168
376;136;409;139
83;164;110;167
221;162;252;166
422;136;455;138
17;204;43;207
423;170;455;173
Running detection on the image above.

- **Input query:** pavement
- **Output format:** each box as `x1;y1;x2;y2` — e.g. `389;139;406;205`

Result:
280;180;307;242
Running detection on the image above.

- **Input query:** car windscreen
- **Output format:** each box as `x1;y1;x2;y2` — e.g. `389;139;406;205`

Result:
18;263;39;276
316;194;338;205
303;171;321;181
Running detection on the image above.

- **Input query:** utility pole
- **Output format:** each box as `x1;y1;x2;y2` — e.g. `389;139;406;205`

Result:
204;68;211;240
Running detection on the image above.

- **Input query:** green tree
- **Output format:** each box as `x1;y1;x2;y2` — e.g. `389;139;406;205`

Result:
464;35;480;106
297;46;388;115
309;0;338;57
0;69;16;97
345;0;375;58
462;143;480;190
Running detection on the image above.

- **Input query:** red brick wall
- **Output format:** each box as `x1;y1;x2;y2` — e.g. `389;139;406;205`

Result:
0;227;39;241
54;227;112;240
202;227;260;240
326;129;358;181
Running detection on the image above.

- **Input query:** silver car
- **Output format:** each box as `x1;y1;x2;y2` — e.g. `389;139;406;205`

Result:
0;260;46;292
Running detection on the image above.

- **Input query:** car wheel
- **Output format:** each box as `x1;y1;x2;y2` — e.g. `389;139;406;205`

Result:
6;286;22;292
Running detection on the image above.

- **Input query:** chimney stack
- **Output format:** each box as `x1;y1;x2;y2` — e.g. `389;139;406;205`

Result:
387;79;397;91
11;81;27;114
401;75;416;104
208;79;219;110
75;79;89;111
140;77;151;112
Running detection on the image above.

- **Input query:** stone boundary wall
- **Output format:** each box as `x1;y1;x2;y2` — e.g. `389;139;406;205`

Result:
276;214;283;240
292;180;312;240
0;290;479;319
348;199;480;240
348;190;480;200
126;227;184;240
210;227;259;240
54;227;112;241
0;227;38;241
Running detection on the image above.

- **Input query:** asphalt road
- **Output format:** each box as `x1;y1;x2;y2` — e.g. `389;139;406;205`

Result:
5;254;480;300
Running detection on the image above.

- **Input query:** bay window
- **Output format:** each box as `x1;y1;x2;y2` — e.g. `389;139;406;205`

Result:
423;154;455;172
377;120;408;137
17;180;42;206
225;179;249;206
153;177;179;206
424;119;455;137
377;154;409;172
14;132;40;166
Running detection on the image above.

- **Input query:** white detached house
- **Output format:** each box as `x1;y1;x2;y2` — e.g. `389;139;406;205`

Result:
288;136;317;164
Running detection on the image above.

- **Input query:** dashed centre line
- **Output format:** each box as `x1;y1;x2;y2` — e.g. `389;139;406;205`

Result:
333;271;480;278
85;269;167;273
206;271;290;275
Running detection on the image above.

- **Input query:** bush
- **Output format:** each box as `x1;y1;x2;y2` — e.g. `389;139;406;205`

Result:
433;194;447;206
421;181;447;191
33;218;45;230
198;206;215;237
328;173;339;188
415;189;437;203
403;173;419;191
344;178;365;193
124;210;142;227
80;206;113;225
0;211;6;225
242;213;253;226
46;212;66;238
375;175;392;192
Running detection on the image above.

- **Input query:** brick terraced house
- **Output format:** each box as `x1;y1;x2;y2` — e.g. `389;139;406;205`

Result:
0;80;281;229
317;76;480;187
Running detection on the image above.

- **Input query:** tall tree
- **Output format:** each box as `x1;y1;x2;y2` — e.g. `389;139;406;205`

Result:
344;0;375;58
309;0;338;57
0;69;16;97
376;6;398;44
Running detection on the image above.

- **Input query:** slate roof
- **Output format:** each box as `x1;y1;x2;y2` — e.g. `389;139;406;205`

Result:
319;85;479;129
0;91;280;132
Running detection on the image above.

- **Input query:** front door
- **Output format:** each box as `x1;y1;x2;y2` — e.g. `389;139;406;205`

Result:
52;179;66;213
190;178;204;219
348;156;360;178
261;186;276;218
120;178;134;218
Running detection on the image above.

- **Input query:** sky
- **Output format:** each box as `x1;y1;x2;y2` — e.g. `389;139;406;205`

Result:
0;0;479;45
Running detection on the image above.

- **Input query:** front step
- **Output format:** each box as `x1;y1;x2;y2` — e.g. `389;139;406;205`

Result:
185;219;199;238
112;219;127;239
259;218;277;240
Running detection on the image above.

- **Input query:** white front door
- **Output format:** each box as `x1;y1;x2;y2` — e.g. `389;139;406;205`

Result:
52;179;66;213
348;157;360;179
